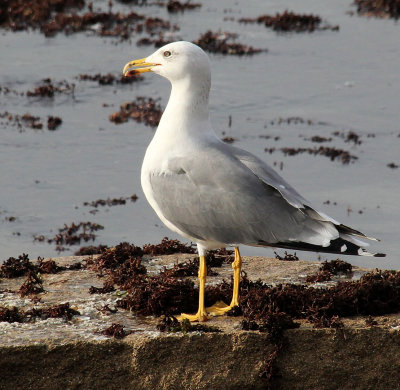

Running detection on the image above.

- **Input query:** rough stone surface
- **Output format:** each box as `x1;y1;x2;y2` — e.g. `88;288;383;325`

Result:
1;254;400;390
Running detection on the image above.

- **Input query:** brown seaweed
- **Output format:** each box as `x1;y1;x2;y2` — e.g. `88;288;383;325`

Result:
109;97;162;127
264;146;358;164
320;259;352;275
157;316;221;333
0;253;33;278
142;237;196;255
47;116;62;130
0;303;80;323
83;194;138;208
1;111;63;132
79;73;142;85
35;221;104;250
274;251;299;261
0;253;81;278
26;79;75;97
26;302;80;321
0;0;180;41
18;271;45;297
239;11;339;32
166;1;201;13
194;31;265;55
100;323;131;339
74;245;109;256
354;0;400;19
85;241;144;273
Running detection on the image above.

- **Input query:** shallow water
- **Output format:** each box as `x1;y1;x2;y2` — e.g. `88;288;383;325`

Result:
1;0;399;269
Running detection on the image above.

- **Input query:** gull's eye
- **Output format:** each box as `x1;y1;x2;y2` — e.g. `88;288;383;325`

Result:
163;50;172;58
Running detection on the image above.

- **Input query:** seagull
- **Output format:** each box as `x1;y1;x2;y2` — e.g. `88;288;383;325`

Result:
123;41;385;322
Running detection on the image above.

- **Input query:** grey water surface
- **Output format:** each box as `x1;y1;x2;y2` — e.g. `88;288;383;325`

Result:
1;0;399;269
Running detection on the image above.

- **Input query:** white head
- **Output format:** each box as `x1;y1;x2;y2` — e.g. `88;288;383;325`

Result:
123;41;211;86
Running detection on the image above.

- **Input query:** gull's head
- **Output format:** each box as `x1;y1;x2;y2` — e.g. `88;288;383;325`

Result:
123;41;211;84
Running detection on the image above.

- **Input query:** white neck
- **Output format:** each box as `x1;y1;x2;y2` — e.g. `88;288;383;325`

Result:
156;76;214;139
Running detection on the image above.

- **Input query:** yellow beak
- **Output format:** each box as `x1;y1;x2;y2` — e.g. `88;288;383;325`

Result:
123;58;159;77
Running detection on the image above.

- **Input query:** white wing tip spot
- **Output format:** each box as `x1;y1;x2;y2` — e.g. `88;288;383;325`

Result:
358;248;374;256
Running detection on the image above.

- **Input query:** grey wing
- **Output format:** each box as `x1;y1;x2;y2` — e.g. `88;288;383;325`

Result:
228;144;376;237
147;143;339;247
228;144;309;208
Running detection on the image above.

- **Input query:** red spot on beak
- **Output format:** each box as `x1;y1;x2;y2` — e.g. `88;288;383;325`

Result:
125;70;138;77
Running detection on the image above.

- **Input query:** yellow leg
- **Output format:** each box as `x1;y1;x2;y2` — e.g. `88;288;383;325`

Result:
178;255;209;322
206;247;242;315
230;247;242;307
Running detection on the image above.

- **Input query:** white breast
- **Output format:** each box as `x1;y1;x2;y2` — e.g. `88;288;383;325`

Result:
140;139;191;239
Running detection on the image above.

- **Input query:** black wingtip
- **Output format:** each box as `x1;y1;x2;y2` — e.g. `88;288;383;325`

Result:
266;238;386;258
374;253;386;258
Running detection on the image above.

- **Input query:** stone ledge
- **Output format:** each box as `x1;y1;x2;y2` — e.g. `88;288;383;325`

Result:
1;255;399;390
2;327;400;390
